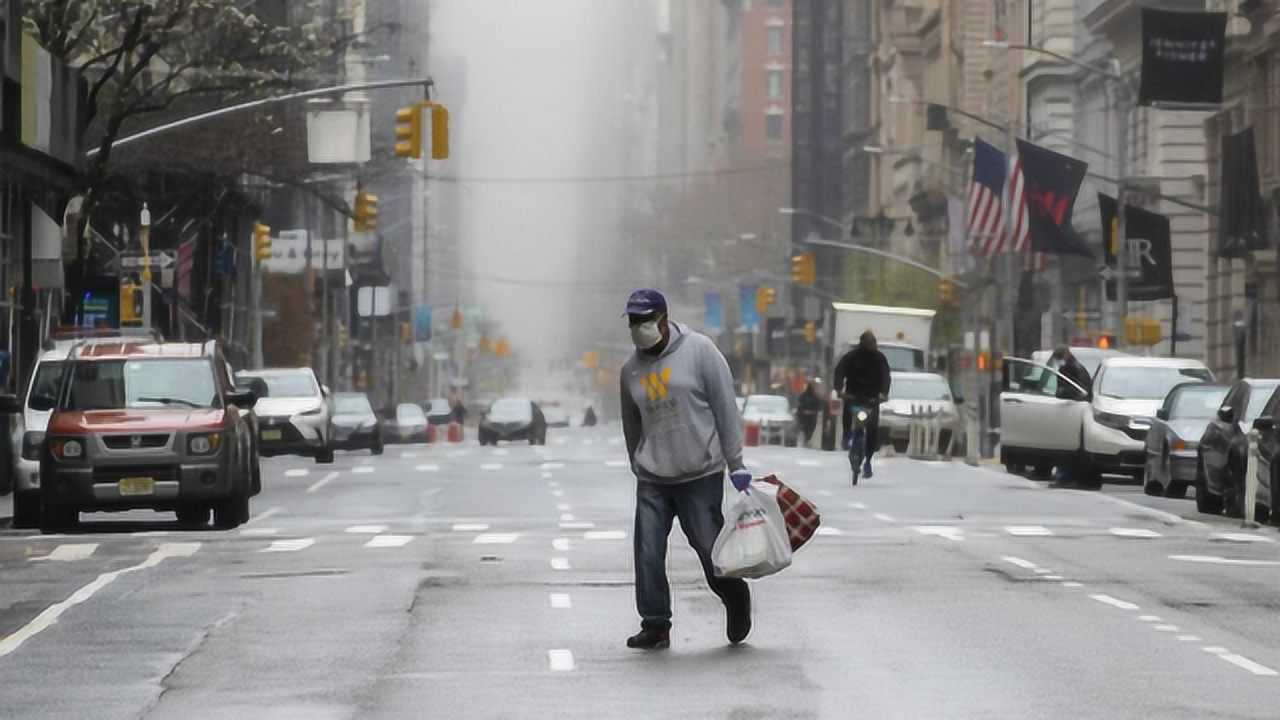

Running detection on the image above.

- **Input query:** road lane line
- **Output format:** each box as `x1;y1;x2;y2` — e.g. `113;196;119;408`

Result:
556;504;572;512
1203;647;1230;655
1176;635;1202;642
541;462;565;470
1218;654;1278;676
1211;532;1275;544
415;464;440;472
815;527;844;536
560;513;575;522
452;523;489;532
550;593;572;609
1090;594;1139;611
1002;556;1039;570
1138;615;1163;622
559;521;595;530
0;543;200;658
552;538;571;551
1153;625;1179;632
583;530;627;540
1006;525;1053;537
872;513;895;522
1111;528;1162;539
261;538;315;553
1062;582;1084;588
551;491;565;498
352;466;375;475
345;525;388;534
247;506;282;525
913;526;963;541
548;649;575;671
473;533;520;544
481;463;504;471
1169;554;1280;566
605;460;628;468
1034;568;1053;575
30;543;99;562
284;468;310;478
365;535;413;548
548;481;561;487
239;528;279;537
849;502;867;510
400;452;418;459
550;557;571;570
306;472;340;494
1043;575;1064;581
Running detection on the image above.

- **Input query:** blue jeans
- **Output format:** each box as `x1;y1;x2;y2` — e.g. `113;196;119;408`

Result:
634;472;750;630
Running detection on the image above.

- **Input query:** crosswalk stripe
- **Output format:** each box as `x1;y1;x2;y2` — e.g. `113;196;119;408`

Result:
548;649;575;671
481;463;503;471
583;530;627;540
452;523;489;532
1005;526;1053;537
550;557;571;570
473;533;519;544
345;525;388;534
352;466;375;475
261;538;315;553
365;535;413;548
284;468;310;478
549;593;572;609
415;464;440;472
1111;528;1162;538
239;528;280;537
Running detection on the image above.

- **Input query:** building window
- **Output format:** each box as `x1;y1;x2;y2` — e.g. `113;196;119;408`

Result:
767;70;783;99
767;26;783;56
766;112;784;140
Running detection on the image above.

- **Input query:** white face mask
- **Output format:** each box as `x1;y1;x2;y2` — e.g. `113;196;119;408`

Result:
630;320;663;350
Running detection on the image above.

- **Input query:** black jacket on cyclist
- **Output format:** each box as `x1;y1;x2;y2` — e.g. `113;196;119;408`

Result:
833;343;891;452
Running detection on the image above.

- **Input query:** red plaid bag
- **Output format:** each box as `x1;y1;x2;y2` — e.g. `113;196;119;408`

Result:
758;474;821;552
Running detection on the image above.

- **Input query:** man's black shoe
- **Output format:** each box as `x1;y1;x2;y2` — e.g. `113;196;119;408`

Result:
626;627;670;650
726;591;752;644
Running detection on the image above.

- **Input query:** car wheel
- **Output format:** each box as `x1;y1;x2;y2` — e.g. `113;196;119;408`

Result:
12;490;40;529
176;504;208;527
893;439;909;454
213;490;250;529
315;446;335;464
1143;479;1163;497
1164;481;1188;499
1195;457;1223;514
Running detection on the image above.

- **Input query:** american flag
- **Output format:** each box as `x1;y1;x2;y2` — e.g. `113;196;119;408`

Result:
967;139;1030;257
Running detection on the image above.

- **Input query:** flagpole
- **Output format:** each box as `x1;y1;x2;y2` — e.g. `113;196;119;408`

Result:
1114;77;1131;346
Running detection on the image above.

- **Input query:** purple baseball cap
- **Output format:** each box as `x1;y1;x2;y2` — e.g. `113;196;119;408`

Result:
624;288;667;317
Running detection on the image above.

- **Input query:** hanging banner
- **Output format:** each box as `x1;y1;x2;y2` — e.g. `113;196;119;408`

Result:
1098;193;1174;301
739;285;759;332
1218;127;1267;258
704;292;723;334
1139;8;1227;107
1015;139;1092;257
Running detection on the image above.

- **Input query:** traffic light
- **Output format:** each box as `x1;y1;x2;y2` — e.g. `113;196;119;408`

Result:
354;191;379;232
395;104;424;159
582;350;599;369
494;337;510;358
803;321;817;344
428;102;450;160
401;321;412;343
755;286;776;314
1097;334;1115;350
119;278;143;326
790;252;816;286
253;222;271;262
938;278;955;305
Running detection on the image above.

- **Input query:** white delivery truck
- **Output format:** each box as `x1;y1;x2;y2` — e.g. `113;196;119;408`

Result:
831;302;936;371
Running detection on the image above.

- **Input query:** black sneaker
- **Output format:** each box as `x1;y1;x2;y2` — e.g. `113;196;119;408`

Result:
726;591;752;645
626;627;670;650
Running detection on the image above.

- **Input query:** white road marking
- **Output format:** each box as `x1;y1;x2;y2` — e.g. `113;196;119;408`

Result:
1176;635;1202;642
1218;654;1278;676
1006;525;1053;537
247;506;282;525
474;533;520;544
306;472;339;493
1111;528;1162;539
416;464;440;472
849;502;868;510
913;526;963;541
480;463;504;471
400;452;418;459
1033;568;1054;575
345;525;388;534
1062;582;1084;588
1138;615;1163;622
284;468;310;478
1094;493;1187;525
1169;554;1280;567
815;527;844;537
261;538;315;553
552;538;571;551
548;649;575;671
584;530;627;540
1153;625;1180;632
872;513;895;522
0;543;199;658
452;523;489;532
550;557;571;570
1211;532;1275;544
549;593;572;609
239;528;279;537
1090;594;1139;611
1044;575;1064;581
551;490;565;498
351;466;375;475
559;521;595;530
365;535;413;548
30;543;98;562
556;503;572;511
605;460;629;468
1203;646;1230;655
1002;556;1039;570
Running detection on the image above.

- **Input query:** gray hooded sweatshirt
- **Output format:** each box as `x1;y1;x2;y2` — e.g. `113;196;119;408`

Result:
620;322;745;484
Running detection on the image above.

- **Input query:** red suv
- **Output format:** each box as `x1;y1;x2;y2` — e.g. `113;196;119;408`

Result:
4;340;260;532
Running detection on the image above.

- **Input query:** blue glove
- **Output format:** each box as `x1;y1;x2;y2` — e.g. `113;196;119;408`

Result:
730;470;752;492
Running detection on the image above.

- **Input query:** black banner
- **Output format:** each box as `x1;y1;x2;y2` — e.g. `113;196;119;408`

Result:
1016;139;1092;257
1098;194;1174;302
1139;8;1227;107
1218;127;1267;258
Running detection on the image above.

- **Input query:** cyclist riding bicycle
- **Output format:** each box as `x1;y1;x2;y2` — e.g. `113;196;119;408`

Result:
833;330;891;480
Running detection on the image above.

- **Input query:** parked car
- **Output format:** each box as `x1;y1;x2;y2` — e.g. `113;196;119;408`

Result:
479;397;547;445
237;368;335;464
425;397;454;426
1252;390;1280;525
1142;382;1229;498
331;392;383;454
880;372;960;454
1196;378;1280;516
1000;357;1093;477
0;340;260;531
539;399;572;428
389;402;430;443
741;394;795;446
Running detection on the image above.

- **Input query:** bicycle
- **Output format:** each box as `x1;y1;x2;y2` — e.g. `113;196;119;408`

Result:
842;394;881;485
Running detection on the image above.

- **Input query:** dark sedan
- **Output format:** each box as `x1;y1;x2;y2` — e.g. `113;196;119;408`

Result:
1197;378;1280;517
331;392;383;455
1143;383;1228;498
1251;389;1280;525
479;397;547;446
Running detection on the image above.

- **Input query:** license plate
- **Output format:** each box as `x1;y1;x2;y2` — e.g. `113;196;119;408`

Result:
261;429;283;441
118;477;155;496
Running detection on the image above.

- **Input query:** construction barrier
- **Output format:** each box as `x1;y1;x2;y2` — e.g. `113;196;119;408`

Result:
447;422;464;443
744;422;761;447
426;424;438;444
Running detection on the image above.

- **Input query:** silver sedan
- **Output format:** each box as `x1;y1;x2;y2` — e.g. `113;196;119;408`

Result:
1143;382;1228;498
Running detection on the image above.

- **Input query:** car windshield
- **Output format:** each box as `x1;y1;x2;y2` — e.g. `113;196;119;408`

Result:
490;398;532;422
397;404;426;422
890;377;952;401
427;398;452;415
1168;386;1229;419
744;396;790;416
882;346;923;371
1246;383;1280;422
65;359;218;410
334;394;373;415
28;360;66;407
240;372;317;398
1099;366;1213;400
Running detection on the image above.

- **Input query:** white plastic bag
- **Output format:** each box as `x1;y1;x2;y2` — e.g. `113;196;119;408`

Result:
712;483;793;579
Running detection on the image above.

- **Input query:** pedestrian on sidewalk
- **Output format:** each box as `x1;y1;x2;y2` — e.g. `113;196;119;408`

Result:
619;288;752;650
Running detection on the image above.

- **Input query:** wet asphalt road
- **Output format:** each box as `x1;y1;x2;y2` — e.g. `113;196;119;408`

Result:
1;425;1279;719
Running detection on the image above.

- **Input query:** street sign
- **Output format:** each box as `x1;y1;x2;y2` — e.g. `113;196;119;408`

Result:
119;251;176;270
1097;266;1115;282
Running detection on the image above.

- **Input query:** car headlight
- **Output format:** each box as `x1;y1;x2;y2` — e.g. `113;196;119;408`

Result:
188;433;222;455
50;438;84;460
856;410;869;422
22;431;46;461
1093;409;1130;431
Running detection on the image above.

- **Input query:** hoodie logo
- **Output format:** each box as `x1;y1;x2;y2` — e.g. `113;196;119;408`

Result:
642;368;672;401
